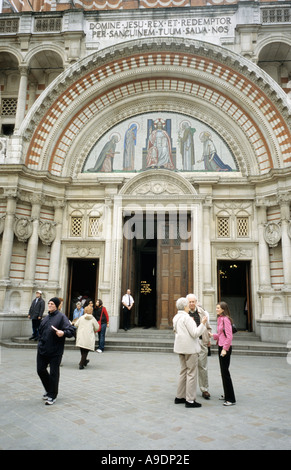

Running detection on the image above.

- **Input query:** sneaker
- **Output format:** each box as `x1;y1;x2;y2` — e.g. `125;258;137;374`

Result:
96;349;102;353
223;401;236;406
42;393;48;401
45;397;56;406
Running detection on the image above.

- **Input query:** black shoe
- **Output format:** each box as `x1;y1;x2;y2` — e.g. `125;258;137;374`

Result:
174;397;186;404
79;365;85;369
29;336;35;340
84;359;89;366
185;401;202;408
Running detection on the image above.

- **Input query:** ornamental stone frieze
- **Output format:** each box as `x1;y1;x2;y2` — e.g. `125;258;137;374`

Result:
216;247;252;259
38;221;56;245
13;217;33;242
264;222;282;248
66;245;101;258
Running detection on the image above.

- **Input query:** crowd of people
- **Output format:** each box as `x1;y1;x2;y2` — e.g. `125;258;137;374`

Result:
28;288;235;408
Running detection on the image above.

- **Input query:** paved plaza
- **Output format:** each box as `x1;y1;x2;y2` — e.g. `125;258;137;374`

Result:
0;346;290;452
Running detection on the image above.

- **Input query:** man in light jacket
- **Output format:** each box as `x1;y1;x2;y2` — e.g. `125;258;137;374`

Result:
187;293;212;400
173;297;207;408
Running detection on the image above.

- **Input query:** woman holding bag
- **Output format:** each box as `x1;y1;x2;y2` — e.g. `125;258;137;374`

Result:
93;299;109;353
75;307;99;369
210;301;236;406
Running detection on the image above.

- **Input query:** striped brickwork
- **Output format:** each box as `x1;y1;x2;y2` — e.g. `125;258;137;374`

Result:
25;51;291;176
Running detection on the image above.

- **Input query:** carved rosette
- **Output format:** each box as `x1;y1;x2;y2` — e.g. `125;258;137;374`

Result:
38;221;56;245
14;217;33;242
264;222;281;248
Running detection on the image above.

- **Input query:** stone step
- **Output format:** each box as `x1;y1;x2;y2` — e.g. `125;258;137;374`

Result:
1;329;289;356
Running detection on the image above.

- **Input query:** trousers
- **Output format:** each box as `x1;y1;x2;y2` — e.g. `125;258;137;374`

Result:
198;342;209;392
176;353;199;402
37;352;62;399
218;346;236;403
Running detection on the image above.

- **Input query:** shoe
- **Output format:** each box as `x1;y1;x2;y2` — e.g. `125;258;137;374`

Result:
79;365;85;369
29;336;35;340
174;397;186;404
42;393;48;401
223;401;236;406
45;397;56;405
202;391;210;399
96;349;102;353
185;401;202;408
84;359;90;366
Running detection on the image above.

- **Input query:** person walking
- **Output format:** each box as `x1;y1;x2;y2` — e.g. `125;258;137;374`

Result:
72;301;84;325
75;306;100;369
122;289;134;331
173;297;207;408
210;301;236;406
37;297;75;405
187;294;212;400
93;299;109;353
28;290;45;340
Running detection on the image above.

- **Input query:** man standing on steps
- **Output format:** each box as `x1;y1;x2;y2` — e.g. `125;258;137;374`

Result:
122;289;134;331
28;290;45;340
187;293;212;400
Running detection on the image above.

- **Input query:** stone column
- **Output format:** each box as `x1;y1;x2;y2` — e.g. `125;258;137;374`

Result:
257;204;271;290
279;198;291;290
47;200;64;293
202;198;215;319
0;189;17;310
15;66;28;131
103;197;113;284
21;196;42;310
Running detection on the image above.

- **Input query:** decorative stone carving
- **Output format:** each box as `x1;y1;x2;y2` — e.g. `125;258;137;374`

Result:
264;222;281;248
67;246;100;257
14;217;33;242
0;216;5;235
0;138;7;161
216;247;250;259
38;221;56;245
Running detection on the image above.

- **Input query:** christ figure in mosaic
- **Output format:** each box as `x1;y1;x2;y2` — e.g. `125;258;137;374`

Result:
146;119;175;170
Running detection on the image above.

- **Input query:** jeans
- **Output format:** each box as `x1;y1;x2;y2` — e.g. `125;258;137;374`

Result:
98;323;107;351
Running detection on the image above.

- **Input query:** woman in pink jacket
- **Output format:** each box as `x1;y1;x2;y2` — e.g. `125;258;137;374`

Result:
211;301;236;406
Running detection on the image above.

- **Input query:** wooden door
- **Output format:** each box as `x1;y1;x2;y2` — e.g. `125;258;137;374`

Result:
156;215;193;329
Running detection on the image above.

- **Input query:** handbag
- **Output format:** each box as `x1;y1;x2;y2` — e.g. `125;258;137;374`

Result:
223;318;237;337
97;308;103;332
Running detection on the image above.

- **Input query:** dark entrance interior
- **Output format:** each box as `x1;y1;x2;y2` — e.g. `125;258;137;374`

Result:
138;241;157;328
121;213;193;329
66;258;99;319
217;260;252;331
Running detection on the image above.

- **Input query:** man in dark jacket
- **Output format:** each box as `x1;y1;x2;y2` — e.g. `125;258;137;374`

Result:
37;297;75;405
28;290;45;340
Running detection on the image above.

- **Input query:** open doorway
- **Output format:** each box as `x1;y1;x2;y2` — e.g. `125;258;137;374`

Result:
121;213;193;329
217;260;252;331
138;241;157;328
66;258;99;319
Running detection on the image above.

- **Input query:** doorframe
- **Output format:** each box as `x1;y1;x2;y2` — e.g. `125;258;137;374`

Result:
217;259;253;331
65;257;99;319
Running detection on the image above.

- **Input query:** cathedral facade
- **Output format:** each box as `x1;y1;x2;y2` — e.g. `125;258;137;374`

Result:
0;0;291;343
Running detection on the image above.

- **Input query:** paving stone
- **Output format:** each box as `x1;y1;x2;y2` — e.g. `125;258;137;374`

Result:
0;347;291;451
